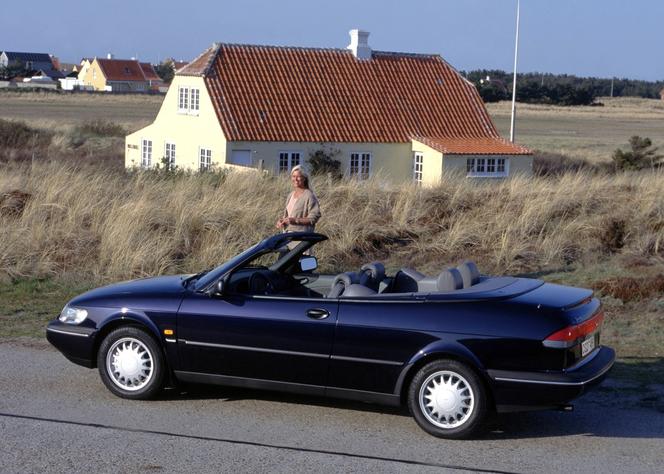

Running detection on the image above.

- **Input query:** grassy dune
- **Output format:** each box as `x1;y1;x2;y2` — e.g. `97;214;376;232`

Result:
1;163;662;281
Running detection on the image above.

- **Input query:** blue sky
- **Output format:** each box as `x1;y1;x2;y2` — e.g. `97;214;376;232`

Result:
2;0;662;80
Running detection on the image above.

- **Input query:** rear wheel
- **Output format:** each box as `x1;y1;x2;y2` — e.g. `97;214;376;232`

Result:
408;359;487;439
97;326;164;400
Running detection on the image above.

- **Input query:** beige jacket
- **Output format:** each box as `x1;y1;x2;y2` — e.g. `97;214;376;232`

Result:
282;188;321;232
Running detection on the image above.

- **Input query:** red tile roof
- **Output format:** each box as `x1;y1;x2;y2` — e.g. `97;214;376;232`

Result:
181;43;529;154
140;62;160;81
413;136;531;155
97;59;146;82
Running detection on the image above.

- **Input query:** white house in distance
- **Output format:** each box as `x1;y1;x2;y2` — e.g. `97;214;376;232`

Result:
125;30;532;182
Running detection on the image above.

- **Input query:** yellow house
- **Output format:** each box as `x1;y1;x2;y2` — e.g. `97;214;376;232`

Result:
126;30;531;182
79;56;156;92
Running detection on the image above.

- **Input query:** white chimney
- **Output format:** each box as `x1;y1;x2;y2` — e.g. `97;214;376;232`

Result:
107;53;114;60
347;29;371;60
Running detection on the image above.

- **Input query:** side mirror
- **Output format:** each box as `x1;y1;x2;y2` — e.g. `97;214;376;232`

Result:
299;256;318;273
211;279;224;296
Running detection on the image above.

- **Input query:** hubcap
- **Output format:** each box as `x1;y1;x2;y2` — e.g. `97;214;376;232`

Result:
106;337;154;391
419;370;474;429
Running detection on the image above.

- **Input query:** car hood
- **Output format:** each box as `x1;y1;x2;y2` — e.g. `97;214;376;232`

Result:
68;275;189;308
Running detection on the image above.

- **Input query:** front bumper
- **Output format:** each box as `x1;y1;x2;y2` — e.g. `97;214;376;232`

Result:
488;346;615;412
46;320;97;368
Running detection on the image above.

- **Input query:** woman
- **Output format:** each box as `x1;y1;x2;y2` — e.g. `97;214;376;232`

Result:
276;165;321;232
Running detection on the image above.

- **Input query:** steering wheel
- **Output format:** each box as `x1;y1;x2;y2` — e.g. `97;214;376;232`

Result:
248;271;275;295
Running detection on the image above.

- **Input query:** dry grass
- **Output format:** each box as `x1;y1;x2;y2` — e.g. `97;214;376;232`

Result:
0;162;662;284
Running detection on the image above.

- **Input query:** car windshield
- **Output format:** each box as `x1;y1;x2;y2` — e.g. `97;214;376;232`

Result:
193;243;262;291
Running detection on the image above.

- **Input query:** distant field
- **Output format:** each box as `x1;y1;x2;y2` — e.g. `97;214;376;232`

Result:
488;97;664;162
0;91;162;133
2;92;663;161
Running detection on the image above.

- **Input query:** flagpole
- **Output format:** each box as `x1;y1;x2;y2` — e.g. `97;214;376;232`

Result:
509;0;520;143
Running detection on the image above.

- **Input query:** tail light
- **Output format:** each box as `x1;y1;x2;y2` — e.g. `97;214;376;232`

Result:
543;311;604;348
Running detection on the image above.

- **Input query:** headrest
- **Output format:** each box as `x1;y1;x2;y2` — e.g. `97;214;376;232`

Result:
437;268;464;291
456;261;480;288
360;262;386;282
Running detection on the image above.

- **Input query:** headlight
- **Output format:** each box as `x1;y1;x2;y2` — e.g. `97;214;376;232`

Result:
58;306;88;325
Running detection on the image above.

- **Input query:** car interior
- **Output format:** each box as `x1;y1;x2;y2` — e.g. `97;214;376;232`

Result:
224;241;486;299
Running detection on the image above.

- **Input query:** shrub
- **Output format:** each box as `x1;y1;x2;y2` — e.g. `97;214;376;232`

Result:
612;136;663;171
73;120;126;138
532;151;599;176
308;146;342;179
0;119;50;148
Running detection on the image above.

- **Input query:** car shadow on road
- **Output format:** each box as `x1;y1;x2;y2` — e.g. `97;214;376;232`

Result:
156;358;664;439
481;358;664;440
156;383;411;417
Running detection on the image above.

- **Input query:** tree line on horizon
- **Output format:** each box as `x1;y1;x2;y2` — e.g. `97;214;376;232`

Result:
464;69;664;106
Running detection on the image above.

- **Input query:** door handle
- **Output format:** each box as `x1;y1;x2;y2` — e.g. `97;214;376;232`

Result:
306;308;330;320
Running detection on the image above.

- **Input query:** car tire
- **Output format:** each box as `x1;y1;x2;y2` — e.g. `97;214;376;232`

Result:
97;326;165;400
408;359;487;439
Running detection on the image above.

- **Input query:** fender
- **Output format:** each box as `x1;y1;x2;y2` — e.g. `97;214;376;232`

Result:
96;310;162;342
393;339;487;396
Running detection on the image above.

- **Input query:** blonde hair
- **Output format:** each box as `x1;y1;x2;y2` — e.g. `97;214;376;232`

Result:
290;165;310;189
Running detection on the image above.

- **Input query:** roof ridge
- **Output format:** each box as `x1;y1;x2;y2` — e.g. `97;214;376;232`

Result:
216;43;442;59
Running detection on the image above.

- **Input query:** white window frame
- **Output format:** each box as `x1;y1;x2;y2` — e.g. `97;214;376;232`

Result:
278;151;302;173
141;139;152;169
413;152;423;184
466;156;509;178
178;86;189;113
190;88;200;115
199;147;212;172
164;142;176;169
349;152;372;180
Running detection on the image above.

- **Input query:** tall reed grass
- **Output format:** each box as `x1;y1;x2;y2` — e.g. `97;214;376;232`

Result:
1;162;662;284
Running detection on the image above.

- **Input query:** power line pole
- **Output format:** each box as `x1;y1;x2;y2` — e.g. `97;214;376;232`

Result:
610;77;614;97
510;0;520;143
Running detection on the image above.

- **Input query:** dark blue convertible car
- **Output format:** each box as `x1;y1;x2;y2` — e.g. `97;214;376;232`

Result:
47;232;614;439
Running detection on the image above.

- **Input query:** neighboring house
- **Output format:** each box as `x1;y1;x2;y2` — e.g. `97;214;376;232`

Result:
79;56;159;92
126;30;531;181
140;62;167;92
0;51;64;80
59;71;85;91
660;88;664;101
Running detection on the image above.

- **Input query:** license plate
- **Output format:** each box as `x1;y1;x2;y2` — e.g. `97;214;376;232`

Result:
581;335;596;357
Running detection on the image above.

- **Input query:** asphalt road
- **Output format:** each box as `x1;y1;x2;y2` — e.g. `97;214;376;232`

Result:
1;340;662;474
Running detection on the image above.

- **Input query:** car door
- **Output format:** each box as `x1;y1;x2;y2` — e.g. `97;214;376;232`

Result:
327;296;437;394
176;292;338;388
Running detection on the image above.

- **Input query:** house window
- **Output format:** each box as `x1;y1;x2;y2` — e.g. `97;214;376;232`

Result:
165;142;176;169
413;152;423;184
230;150;252;166
466;157;509;178
199;148;212;171
190;88;200;113
178;86;189;113
349;152;371;180
141;139;152;168
278;151;301;173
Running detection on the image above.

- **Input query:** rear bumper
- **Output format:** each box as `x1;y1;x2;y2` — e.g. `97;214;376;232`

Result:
488;346;615;412
46;320;97;368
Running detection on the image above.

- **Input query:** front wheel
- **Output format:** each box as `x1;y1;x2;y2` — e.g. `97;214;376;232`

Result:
97;326;165;400
407;359;487;439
